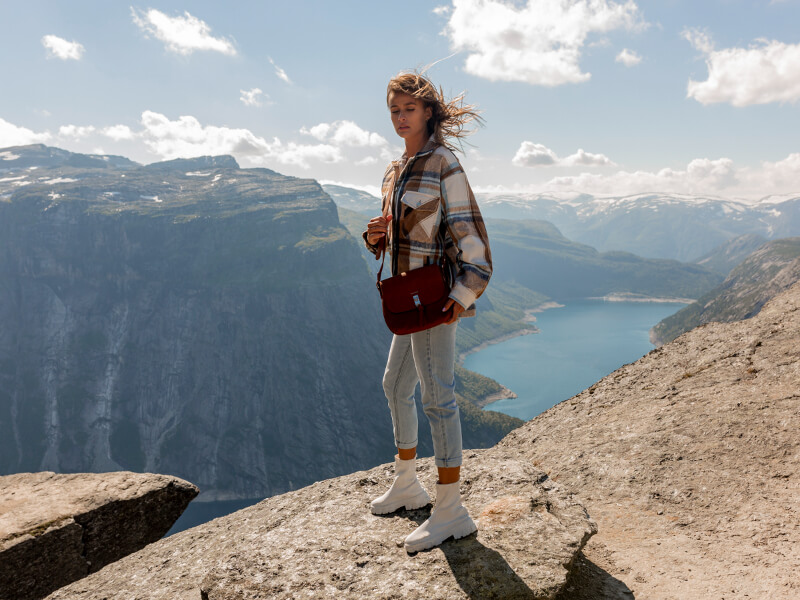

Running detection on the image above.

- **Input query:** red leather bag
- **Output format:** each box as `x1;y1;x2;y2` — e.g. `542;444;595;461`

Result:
376;240;452;335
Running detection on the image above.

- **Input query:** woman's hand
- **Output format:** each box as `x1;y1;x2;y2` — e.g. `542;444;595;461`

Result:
366;214;393;246
442;298;465;324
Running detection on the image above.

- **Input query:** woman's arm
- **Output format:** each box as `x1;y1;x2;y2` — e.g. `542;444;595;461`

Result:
439;158;492;310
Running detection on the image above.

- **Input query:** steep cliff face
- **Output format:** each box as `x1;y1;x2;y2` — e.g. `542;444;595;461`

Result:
0;145;404;500
651;237;800;345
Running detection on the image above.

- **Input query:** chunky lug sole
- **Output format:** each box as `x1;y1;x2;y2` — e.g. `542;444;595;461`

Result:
404;512;477;553
370;488;431;515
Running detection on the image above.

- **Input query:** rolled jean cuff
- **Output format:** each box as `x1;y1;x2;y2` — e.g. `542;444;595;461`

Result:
435;455;462;468
396;440;418;449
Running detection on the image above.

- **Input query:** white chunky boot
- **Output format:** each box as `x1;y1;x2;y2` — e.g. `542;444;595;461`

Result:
404;481;477;552
370;456;431;515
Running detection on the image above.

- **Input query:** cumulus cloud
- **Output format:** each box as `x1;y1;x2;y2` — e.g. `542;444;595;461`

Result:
0;118;51;146
302;120;388;148
615;48;642;66
59;125;96;139
139;111;341;168
102;124;136;140
240;88;266;107
540;157;740;196
131;8;236;56
42;35;85;60
513;141;615;167
269;58;291;83
684;28;800;106
440;0;646;86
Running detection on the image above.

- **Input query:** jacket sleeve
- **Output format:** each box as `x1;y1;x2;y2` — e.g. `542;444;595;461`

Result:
362;230;381;256
363;165;395;257
439;158;492;310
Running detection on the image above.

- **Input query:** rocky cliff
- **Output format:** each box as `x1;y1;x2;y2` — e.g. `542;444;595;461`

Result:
45;451;596;600
509;281;800;599
42;276;800;600
651;236;800;345
0;471;197;600
0;144;518;503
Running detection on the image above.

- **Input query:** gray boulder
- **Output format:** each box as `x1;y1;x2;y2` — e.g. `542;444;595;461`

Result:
0;471;198;600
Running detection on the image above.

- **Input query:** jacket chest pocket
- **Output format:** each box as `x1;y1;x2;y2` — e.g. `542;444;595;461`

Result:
399;191;441;241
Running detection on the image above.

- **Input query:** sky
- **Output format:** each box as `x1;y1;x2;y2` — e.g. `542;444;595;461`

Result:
1;0;799;201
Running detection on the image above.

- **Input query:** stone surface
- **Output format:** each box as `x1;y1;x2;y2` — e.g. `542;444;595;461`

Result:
47;451;595;600
507;281;800;599
0;471;198;600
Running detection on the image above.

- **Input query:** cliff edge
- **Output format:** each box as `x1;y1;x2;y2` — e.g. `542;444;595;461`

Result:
46;451;595;600
0;471;197;600
508;281;800;599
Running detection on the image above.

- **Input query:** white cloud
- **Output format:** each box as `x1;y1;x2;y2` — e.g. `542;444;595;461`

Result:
540;157;741;196
615;48;642;66
512;142;558;166
42;35;85;60
102;125;136;141
0;118;51;146
441;0;646;86
59;124;96;139
269;58;291;83
301;123;332;141
513;141;614;167
131;8;236;56
139;111;342;169
301;120;389;148
684;29;800;106
240;88;266;107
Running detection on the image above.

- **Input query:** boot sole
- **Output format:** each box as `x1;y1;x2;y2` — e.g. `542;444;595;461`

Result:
404;515;477;553
370;491;431;515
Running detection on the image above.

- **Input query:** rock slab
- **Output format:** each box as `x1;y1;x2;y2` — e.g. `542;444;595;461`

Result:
507;281;800;598
47;451;595;600
0;471;198;600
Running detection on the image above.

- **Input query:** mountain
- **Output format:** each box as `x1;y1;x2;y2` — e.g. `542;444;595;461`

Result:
476;191;800;262
0;144;520;501
0;143;138;171
650;237;800;346
485;218;722;300
321;183;380;214
693;233;768;275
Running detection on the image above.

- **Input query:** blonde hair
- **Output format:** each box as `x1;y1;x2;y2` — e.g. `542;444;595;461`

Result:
386;71;482;152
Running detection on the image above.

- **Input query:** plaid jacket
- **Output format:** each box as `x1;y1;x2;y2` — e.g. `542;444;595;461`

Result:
364;136;492;317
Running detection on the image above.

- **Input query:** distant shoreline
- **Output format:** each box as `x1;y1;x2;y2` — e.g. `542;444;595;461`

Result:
457;301;565;365
586;294;694;304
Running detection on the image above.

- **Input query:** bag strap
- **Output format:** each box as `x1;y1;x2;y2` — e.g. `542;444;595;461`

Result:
376;237;386;294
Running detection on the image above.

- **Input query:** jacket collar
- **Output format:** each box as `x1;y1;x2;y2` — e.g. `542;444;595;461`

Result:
395;134;438;165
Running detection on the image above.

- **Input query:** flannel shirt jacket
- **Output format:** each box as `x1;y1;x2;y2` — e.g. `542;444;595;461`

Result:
363;136;492;318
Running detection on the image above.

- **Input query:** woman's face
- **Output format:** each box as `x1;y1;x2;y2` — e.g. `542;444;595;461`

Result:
388;92;432;141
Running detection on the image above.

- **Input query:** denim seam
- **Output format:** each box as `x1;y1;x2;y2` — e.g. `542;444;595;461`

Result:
391;341;418;448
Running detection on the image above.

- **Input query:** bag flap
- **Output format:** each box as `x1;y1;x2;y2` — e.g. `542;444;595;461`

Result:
380;266;449;313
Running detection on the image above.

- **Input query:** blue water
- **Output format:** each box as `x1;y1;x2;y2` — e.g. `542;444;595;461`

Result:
464;299;686;421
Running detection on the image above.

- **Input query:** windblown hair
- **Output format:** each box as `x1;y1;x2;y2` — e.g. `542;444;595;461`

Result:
386;71;482;152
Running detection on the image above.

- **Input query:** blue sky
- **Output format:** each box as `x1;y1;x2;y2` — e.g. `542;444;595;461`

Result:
1;0;799;200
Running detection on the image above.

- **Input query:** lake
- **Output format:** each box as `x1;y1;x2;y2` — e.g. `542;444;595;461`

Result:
463;299;686;421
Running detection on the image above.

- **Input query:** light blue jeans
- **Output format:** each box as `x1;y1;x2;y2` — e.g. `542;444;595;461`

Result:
382;321;462;468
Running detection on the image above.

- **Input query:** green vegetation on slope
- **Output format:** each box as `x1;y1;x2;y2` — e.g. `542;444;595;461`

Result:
455;365;523;444
651;237;800;345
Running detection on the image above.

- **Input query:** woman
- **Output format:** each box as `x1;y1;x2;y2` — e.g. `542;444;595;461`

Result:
363;71;492;553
